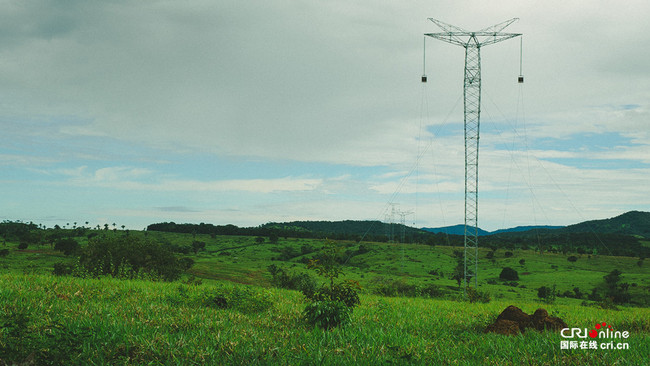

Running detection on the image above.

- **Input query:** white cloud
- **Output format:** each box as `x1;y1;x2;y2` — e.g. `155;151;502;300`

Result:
1;1;649;229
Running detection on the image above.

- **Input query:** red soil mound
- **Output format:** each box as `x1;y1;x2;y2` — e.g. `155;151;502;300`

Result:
485;305;567;336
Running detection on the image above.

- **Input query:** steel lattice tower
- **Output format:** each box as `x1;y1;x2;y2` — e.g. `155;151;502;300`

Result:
424;18;521;290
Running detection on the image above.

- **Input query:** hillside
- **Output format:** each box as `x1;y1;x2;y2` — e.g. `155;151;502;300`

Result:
561;211;650;238
421;224;490;236
262;220;431;242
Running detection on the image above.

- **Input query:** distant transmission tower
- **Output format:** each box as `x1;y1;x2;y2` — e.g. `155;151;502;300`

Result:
423;18;521;290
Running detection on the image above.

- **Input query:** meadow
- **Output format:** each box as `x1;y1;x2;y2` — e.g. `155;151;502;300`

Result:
1;229;649;365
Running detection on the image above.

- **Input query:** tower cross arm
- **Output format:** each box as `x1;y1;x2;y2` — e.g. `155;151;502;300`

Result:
425;18;521;47
424;32;521;47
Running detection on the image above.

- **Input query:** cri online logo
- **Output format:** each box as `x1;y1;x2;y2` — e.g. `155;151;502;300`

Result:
561;322;630;339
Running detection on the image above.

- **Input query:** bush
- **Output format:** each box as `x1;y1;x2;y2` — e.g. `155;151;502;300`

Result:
504;251;513;257
17;242;28;250
53;262;74;276
79;236;191;281
303;240;360;329
420;284;444;298
267;264;316;295
567;256;578;262
466;287;490;303
499;267;519;281
303;301;351;329
0;249;9;257
307;281;360;308
203;286;273;313
537;285;556;303
54;238;79;255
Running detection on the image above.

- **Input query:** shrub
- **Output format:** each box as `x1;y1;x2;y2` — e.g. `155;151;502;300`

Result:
537;285;556;303
499;267;519;281
303;240;361;329
168;285;273;314
303;301;351;329
267;264;316;295
17;242;28;250
53;262;74;276
191;241;206;254
307;281;360;308
573;287;584;299
420;284;444;298
504;251;513;257
567;256;578;262
54;238;79;255
79;236;191;281
466;287;490;303
0;249;9;257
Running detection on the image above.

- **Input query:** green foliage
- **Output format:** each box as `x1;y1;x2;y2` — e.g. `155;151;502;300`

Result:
597;269;631;304
191;240;206;254
466;287;491;303
537;285;556;303
499;267;519;281
0;307;90;365
267;264;316;295
17;242;28;250
303;240;361;329
79;236;191;281
54;238;79;255
567;255;578;262
1;272;650;365
52;262;74;276
166;284;274;314
0;249;9;257
370;277;444;299
306;281;360;308
303;301;351;330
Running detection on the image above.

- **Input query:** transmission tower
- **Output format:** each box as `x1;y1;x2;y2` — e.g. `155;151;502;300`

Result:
423;18;521;290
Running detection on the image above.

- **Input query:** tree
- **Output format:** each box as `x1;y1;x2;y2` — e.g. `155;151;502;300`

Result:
54;238;79;255
303;240;360;329
451;250;464;288
537;285;556;303
79;236;191;281
602;269;630;304
191;241;206;254
499;267;519;281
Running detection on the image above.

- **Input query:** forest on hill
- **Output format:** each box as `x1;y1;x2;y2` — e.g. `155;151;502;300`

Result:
141;211;650;258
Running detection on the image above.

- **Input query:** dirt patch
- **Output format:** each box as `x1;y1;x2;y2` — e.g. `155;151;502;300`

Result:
485;305;567;336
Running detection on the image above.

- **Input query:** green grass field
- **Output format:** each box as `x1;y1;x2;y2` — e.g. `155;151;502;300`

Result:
1;230;649;365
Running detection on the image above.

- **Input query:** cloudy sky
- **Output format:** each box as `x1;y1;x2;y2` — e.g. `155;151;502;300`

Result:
1;0;649;231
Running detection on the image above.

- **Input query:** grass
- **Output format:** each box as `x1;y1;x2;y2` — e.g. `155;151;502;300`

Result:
1;272;648;365
1;230;650;364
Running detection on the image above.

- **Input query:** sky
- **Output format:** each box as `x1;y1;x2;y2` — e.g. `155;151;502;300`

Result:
1;0;649;231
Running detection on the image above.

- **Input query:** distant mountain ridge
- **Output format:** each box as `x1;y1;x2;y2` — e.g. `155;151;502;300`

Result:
420;224;490;236
421;224;565;236
265;211;650;239
560;211;650;238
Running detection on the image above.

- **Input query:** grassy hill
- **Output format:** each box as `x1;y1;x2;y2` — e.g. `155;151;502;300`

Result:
561;211;650;238
1;227;650;364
